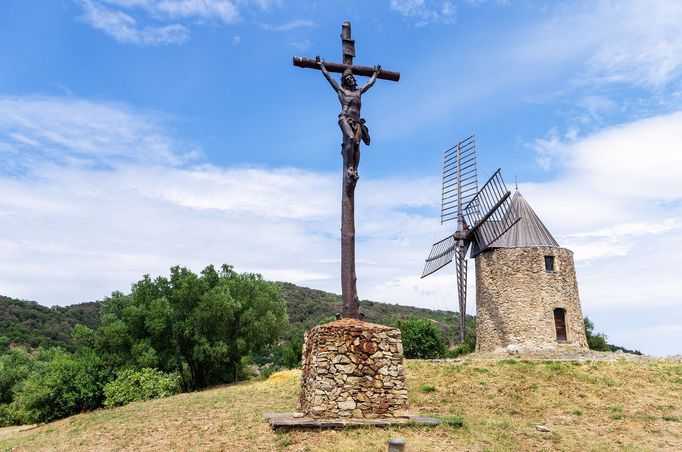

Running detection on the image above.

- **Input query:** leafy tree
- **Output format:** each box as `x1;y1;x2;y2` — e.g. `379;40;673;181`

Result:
85;265;287;389
396;317;446;359
584;317;611;352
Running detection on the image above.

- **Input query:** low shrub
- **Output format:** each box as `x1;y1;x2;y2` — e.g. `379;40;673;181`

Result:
396;317;446;359
13;348;105;424
103;368;181;407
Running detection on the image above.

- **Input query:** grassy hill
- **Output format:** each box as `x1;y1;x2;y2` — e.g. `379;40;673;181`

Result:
0;358;679;450
0;283;470;350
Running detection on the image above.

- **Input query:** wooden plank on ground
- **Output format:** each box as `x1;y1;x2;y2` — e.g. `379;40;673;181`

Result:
263;413;446;430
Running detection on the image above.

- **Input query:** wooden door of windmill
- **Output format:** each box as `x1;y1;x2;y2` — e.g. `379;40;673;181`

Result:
554;308;567;342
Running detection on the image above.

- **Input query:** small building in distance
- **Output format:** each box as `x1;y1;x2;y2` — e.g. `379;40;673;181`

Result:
475;191;588;352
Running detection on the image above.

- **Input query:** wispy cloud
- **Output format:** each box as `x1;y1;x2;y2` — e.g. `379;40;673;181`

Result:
262;19;317;32
0;95;199;170
510;0;682;125
389;0;456;26
75;0;275;44
581;0;682;89
76;0;190;45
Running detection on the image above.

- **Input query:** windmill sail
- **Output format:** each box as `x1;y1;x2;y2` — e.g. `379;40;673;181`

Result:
441;135;478;224
423;135;519;343
421;234;456;278
464;169;520;255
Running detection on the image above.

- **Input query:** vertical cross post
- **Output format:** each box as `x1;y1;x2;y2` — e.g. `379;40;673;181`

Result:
293;23;400;319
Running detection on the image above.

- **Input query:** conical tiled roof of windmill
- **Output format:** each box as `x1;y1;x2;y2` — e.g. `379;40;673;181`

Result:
492;191;560;248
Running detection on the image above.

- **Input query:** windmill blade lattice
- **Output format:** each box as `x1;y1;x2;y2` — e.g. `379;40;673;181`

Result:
441;135;478;224
464;169;520;254
421;234;456;278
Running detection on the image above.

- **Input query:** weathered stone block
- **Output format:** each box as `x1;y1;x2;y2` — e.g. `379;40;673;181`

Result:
297;319;409;419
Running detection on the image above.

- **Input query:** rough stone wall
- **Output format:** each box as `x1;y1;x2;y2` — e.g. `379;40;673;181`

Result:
297;318;408;419
475;246;588;352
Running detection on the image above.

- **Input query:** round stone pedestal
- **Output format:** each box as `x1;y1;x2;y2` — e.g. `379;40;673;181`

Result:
297;319;408;419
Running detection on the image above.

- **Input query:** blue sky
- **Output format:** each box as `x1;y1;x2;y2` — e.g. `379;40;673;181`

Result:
1;0;681;356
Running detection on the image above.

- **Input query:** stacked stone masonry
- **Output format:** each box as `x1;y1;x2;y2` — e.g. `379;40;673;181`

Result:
475;246;588;353
298;319;409;419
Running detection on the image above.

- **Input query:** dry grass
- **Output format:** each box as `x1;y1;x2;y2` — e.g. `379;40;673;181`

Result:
1;359;680;451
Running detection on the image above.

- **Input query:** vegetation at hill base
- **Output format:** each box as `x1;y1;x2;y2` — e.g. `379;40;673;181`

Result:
0;264;286;426
1;359;679;451
0;265;640;427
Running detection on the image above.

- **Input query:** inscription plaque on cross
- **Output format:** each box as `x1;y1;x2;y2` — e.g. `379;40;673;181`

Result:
293;22;400;319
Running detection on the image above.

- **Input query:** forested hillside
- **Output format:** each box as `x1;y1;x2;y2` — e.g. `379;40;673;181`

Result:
279;282;471;344
0;296;99;350
0;283;470;350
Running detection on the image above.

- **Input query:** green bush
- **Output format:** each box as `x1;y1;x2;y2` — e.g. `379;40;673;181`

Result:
0;348;32;405
0;403;20;426
13;348;105;424
446;343;471;358
446;332;477;358
103;368;181;407
396;317;446;359
283;335;303;369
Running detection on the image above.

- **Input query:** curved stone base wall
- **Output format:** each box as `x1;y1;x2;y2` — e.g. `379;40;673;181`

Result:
297;319;408;419
475;246;588;353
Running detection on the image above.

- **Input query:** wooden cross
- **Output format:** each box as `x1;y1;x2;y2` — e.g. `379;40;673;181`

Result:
292;22;400;320
293;22;400;82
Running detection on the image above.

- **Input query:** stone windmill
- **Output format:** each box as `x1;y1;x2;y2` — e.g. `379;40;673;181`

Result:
422;136;588;352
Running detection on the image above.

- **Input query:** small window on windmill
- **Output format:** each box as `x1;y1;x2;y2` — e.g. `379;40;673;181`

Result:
544;255;555;272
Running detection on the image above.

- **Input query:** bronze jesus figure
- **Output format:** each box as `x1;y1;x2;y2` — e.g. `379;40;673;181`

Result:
317;57;381;180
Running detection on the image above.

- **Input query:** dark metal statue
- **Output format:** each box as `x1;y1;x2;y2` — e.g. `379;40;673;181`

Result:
293;22;400;319
317;58;380;180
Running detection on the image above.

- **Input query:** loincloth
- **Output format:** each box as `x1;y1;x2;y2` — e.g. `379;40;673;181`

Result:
339;113;370;146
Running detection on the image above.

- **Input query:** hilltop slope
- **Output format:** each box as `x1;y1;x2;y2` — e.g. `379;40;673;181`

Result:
1;359;680;451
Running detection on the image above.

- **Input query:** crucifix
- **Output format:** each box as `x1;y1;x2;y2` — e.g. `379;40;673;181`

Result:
293;22;400;319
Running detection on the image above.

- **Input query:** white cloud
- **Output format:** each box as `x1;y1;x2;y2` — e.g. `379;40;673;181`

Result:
262;19;317;32
76;0;277;44
148;0;239;23
582;0;682;89
0;96;198;169
77;0;190;45
389;0;456;26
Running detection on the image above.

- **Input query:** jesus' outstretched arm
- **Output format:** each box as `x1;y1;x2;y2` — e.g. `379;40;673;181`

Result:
316;57;340;93
360;66;381;94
